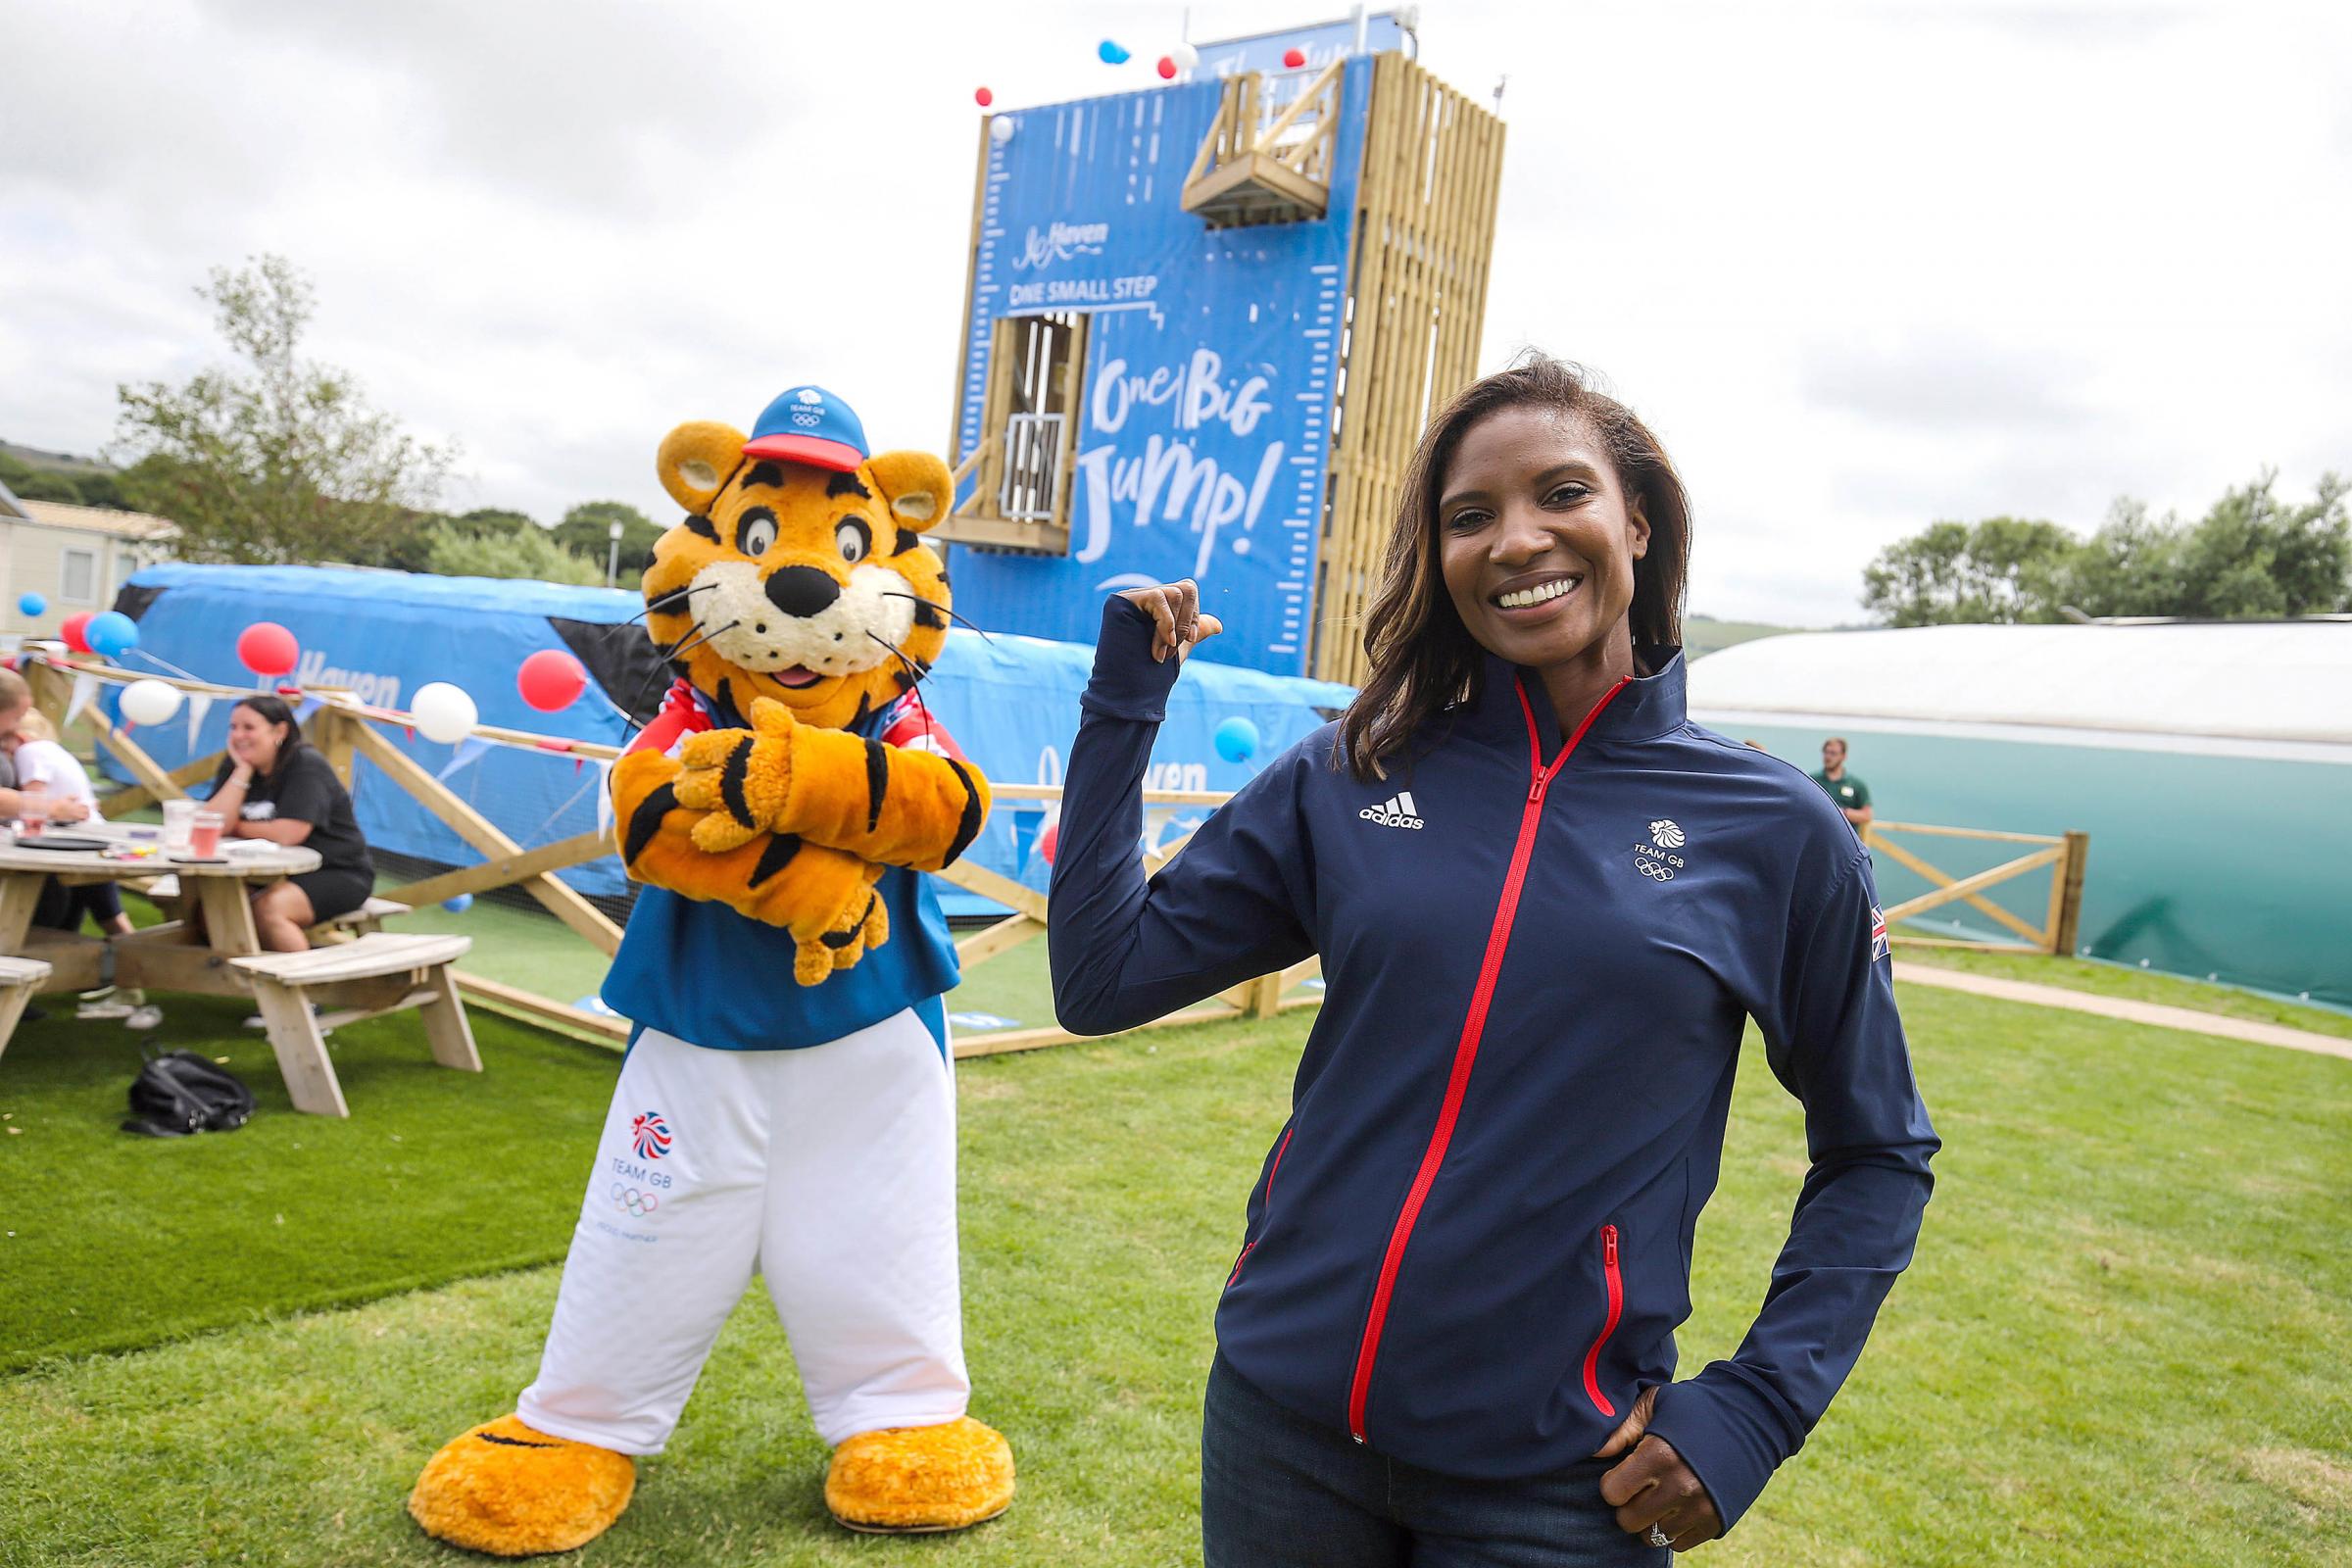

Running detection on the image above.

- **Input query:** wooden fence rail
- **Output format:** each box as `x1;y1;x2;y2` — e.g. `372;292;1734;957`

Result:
23;651;2086;1057
1864;819;2090;956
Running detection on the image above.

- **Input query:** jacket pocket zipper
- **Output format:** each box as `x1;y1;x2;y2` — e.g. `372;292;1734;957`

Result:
1226;1124;1296;1289
1581;1223;1624;1418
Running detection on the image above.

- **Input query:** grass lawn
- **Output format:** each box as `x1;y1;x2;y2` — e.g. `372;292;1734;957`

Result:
0;991;617;1370
3;981;2349;1565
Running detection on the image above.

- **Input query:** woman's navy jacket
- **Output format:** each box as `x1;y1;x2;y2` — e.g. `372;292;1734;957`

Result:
1051;599;1937;1532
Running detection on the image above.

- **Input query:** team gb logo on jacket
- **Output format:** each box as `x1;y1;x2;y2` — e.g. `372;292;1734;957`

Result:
1635;818;1688;881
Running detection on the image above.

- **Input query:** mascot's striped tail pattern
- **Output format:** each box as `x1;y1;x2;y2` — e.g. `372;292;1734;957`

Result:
409;387;1012;1555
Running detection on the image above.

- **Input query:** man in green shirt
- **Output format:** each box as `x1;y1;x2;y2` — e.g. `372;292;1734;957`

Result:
1810;737;1874;830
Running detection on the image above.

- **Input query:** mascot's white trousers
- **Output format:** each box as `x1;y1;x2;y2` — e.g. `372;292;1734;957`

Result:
517;1008;967;1453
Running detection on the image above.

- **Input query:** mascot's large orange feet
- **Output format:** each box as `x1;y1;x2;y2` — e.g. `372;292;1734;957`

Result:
408;1414;635;1556
823;1416;1015;1534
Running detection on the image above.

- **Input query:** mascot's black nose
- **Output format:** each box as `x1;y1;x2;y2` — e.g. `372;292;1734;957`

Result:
763;565;841;618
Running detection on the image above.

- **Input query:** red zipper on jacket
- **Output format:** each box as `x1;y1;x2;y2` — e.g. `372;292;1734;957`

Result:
1581;1224;1624;1418
1227;1125;1296;1288
1344;674;1631;1445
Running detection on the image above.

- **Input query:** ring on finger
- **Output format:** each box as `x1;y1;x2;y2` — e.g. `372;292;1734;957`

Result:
1645;1524;1672;1548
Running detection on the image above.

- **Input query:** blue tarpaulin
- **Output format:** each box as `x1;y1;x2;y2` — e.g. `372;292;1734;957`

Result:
102;564;1352;915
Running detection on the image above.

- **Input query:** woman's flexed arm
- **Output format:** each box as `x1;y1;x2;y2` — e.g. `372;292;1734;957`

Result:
1049;585;1314;1035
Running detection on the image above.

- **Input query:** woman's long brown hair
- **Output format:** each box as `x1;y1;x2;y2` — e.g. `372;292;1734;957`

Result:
1335;353;1690;780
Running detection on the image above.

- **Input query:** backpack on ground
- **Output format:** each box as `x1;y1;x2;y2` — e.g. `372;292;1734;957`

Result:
122;1046;256;1137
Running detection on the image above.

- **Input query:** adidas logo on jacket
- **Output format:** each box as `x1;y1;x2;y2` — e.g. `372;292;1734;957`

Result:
1358;791;1424;829
1050;597;1937;1536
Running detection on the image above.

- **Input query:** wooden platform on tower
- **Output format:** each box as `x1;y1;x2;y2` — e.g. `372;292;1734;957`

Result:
936;15;1503;684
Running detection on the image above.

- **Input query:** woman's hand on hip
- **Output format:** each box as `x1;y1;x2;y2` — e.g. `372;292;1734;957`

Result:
1595;1385;1724;1552
1118;579;1223;664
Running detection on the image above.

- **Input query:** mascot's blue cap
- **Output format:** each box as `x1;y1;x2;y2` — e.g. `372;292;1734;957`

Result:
744;385;868;472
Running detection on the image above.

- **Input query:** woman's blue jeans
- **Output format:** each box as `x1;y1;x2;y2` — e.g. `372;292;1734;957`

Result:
1202;1353;1670;1567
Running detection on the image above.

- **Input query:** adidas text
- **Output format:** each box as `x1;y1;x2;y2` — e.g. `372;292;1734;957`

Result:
1359;791;1425;830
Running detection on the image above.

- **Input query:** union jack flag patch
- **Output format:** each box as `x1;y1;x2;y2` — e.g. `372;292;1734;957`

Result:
1870;906;1890;963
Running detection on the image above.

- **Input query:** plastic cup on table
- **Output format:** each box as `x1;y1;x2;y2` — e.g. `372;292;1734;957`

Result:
17;797;51;838
188;810;224;858
163;799;197;852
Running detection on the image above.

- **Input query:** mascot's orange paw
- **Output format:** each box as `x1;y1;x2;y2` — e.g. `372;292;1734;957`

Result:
823;1416;1015;1534
408;1414;635;1557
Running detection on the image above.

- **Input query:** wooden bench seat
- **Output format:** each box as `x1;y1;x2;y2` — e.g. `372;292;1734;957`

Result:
0;956;53;1061
138;878;411;941
230;933;478;1117
312;896;411;940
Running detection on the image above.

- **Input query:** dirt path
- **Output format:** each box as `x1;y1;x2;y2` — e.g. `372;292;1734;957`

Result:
1894;962;2352;1064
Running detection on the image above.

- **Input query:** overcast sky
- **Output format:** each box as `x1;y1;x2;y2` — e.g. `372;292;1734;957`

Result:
4;0;2345;626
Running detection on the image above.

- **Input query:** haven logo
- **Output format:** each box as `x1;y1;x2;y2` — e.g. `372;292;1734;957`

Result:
1359;790;1424;830
292;650;402;709
1012;220;1110;270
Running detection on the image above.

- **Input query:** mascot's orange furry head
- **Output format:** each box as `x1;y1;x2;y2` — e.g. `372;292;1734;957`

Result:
644;421;954;732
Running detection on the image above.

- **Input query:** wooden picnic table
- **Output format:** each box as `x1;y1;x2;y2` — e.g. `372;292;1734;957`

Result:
0;819;479;1115
0;818;320;1004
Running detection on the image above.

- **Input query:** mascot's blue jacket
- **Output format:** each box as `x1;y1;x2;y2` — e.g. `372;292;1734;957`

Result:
1049;597;1937;1532
604;685;959;1053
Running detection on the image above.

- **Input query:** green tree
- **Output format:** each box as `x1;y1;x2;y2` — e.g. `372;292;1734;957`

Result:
2055;473;2350;619
553;500;661;581
112;255;454;564
1865;474;2351;625
1860;516;2077;627
0;453;127;509
423;520;602;586
453;507;539;536
3;467;90;505
2049;499;2181;618
377;508;545;573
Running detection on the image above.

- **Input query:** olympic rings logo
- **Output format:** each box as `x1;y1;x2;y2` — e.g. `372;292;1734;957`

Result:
609;1182;661;1217
1638;859;1676;881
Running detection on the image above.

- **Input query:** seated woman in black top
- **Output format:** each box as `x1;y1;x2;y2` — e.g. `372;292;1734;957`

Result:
204;695;375;953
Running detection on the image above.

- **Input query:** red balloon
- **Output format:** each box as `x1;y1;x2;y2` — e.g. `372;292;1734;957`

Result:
1283;46;1307;68
518;648;588;712
237;621;300;677
60;612;95;655
1156;56;1177;79
974;85;994;108
1037;820;1059;866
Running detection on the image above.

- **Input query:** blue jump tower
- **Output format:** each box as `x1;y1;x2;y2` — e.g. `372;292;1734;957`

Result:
936;15;1505;684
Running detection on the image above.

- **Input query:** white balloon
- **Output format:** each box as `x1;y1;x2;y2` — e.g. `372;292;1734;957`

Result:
1170;41;1199;70
990;115;1017;144
412;681;479;746
120;678;183;727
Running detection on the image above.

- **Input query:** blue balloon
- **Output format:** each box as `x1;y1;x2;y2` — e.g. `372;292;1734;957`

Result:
1097;38;1130;64
17;592;45;616
85;611;139;658
1214;715;1260;763
442;893;474;913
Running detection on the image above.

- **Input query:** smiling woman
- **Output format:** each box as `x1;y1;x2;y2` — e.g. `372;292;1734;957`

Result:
1344;354;1691;781
1050;351;1936;1565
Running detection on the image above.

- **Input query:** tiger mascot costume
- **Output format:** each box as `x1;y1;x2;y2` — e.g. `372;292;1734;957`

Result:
410;387;1012;1554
